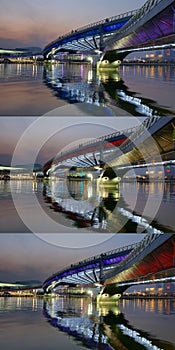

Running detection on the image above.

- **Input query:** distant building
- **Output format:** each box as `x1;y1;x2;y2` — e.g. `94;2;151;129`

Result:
145;48;175;62
125;282;175;296
124;48;175;63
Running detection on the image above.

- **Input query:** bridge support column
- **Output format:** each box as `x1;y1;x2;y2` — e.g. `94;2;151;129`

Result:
99;141;104;165
97;284;121;304
91;54;101;69
99;50;132;70
99;29;104;51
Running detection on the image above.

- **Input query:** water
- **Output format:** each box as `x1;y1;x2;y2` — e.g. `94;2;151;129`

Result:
0;296;175;350
0;179;175;233
0;63;175;115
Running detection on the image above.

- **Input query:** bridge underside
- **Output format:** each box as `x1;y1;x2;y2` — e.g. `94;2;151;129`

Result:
102;117;175;177
102;1;175;63
102;265;175;295
43;15;133;59
43;117;175;180
102;235;175;290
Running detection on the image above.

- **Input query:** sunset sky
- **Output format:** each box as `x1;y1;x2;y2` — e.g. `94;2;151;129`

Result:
0;0;146;49
0;117;145;165
0;233;144;282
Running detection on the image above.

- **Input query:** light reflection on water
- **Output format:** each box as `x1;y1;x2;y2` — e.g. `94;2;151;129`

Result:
0;179;43;196
0;63;175;115
43;179;175;233
1;296;174;349
0;179;175;233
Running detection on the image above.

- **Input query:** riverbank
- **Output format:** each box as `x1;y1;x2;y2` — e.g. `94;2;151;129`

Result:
121;295;175;299
121;61;175;66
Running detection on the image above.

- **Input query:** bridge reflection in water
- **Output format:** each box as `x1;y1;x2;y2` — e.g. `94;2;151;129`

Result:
43;179;174;233
43;297;175;350
43;179;119;231
43;64;175;116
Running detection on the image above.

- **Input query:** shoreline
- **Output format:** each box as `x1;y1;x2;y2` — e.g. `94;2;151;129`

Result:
121;61;175;67
0;294;175;300
1;60;175;66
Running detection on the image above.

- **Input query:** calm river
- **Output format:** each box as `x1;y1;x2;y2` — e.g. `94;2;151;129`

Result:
0;63;175;116
0;179;175;233
0;296;175;350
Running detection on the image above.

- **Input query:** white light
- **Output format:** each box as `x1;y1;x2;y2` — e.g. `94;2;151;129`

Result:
119;324;163;350
118;207;163;234
87;56;93;64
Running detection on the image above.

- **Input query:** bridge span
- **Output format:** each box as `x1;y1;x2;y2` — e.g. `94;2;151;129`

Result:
43;234;175;298
43;10;136;60
43;0;175;68
43;116;175;180
103;0;175;64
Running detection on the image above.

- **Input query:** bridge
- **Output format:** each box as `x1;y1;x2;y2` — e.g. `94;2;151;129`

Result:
42;233;175;299
103;0;175;64
43;10;136;60
43;116;175;180
43;0;175;68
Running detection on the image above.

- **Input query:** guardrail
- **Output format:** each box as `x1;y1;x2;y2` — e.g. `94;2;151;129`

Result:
44;10;137;51
120;116;161;152
74;10;137;33
109;0;163;38
102;233;162;280
53;116;160;163
54;126;137;161
44;243;136;283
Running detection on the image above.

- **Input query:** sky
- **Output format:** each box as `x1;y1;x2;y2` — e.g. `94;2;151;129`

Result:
0;116;145;166
0;233;144;282
0;0;146;49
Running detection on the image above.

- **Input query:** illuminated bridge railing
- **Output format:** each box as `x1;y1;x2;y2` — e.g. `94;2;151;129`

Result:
57;116;159;158
119;116;161;152
111;0;164;37
54;126;136;161
43;126;136;171
44;10;137;51
43;243;136;288
74;10;137;33
102;233;162;280
77;243;136;264
81;116;160;150
80;127;135;148
44;116;161;172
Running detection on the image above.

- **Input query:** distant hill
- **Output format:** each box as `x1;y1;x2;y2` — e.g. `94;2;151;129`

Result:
14;164;42;171
15;280;42;285
15;46;42;52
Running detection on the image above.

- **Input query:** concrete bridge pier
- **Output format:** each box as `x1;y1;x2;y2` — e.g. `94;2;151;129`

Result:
97;284;122;304
99;50;131;70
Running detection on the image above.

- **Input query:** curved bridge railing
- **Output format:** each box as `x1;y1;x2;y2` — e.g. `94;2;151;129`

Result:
116;0;163;36
42;243;136;291
43;9;137;56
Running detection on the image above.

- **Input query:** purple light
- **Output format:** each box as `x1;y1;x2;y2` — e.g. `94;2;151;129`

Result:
109;5;175;51
43;251;131;288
